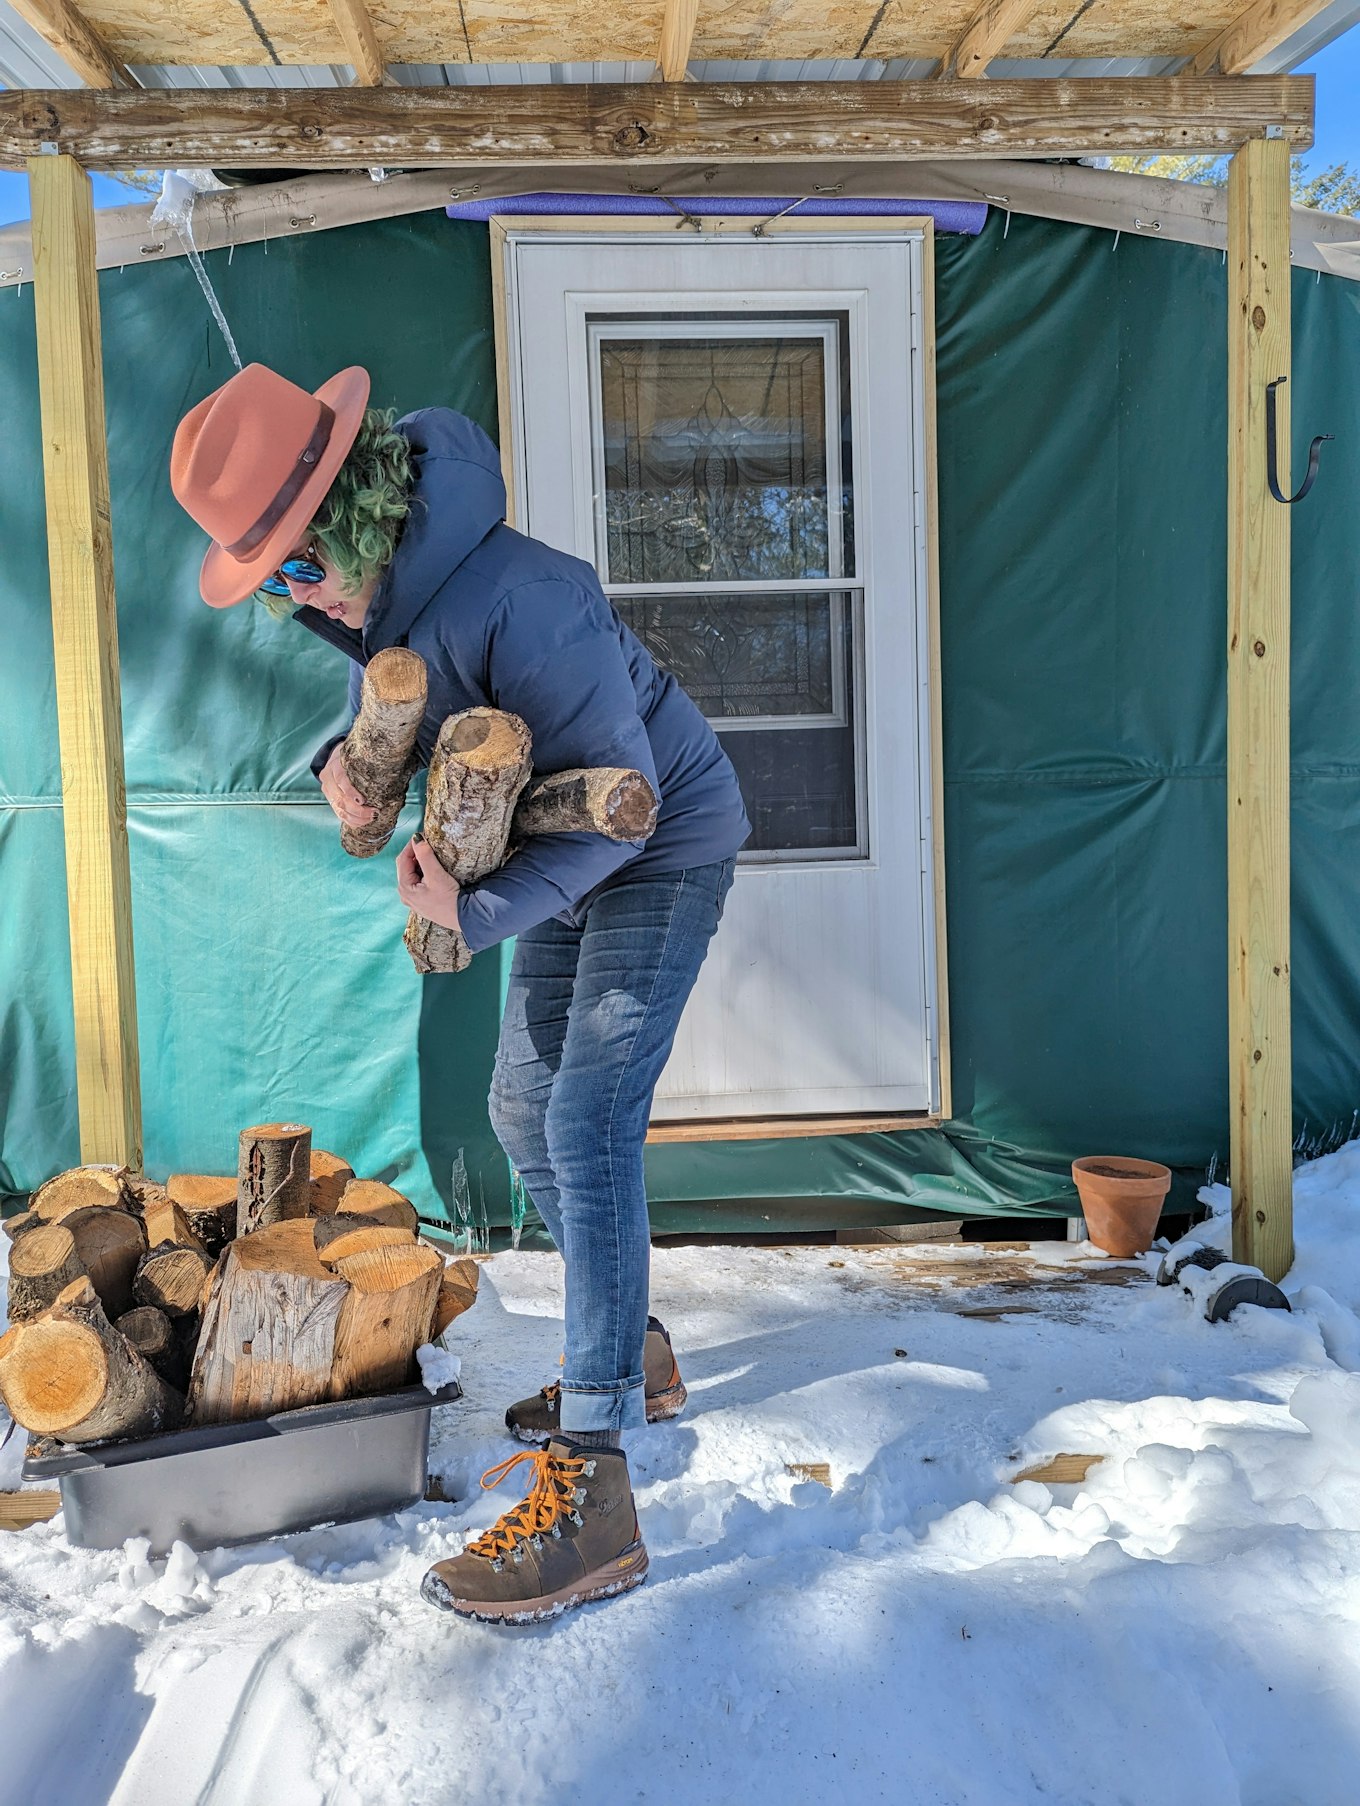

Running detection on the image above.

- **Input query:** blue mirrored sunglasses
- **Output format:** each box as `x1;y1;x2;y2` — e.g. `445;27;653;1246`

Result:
258;552;326;598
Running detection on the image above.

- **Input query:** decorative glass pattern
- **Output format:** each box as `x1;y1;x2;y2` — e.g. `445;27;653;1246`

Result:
614;592;839;722
600;337;831;584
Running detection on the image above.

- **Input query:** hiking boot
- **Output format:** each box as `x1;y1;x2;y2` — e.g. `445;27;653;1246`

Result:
420;1438;648;1624
504;1316;687;1443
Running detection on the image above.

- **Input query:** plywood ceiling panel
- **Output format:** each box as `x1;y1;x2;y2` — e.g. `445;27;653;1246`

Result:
1009;0;1242;57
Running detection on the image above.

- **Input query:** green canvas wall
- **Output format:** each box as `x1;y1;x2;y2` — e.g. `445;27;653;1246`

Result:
1;204;1357;1230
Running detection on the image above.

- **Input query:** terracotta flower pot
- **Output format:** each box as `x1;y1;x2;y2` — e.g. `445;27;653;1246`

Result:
1071;1156;1172;1258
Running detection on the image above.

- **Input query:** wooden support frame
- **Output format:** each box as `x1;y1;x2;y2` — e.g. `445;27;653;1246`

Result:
325;0;385;87
656;0;699;81
944;0;1048;80
28;154;143;1172
1226;137;1292;1282
5;0;129;88
0;79;1313;172
1191;0;1335;76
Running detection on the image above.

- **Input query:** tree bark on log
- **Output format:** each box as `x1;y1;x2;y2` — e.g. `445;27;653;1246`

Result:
236;1123;313;1236
405;709;533;975
63;1208;147;1320
340;647;428;859
30;1165;132;1224
6;1223;86;1321
4;1209;37;1241
336;1179;419;1233
511;768;660;845
329;1242;444;1397
431;1257;481;1338
165;1174;238;1257
309;1150;356;1217
187;1219;350;1425
0;1277;181;1444
313;1214;416;1264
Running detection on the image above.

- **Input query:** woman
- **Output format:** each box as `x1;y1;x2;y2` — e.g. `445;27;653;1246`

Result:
171;362;751;1622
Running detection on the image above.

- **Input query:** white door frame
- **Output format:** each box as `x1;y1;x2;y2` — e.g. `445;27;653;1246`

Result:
489;214;951;1130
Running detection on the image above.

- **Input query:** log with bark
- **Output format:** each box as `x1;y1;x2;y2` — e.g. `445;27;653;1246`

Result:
3;1209;36;1242
312;1214;416;1264
236;1122;313;1236
308;1149;356;1217
338;647;428;858
405;709;533;975
431;1256;481;1338
113;1305;192;1392
62;1208;147;1320
6;1223;86;1322
165;1174;238;1256
134;1243;214;1318
0;1277;182;1444
335;1179;419;1234
187;1218;351;1425
511;768;660;846
328;1242;444;1398
30;1165;133;1224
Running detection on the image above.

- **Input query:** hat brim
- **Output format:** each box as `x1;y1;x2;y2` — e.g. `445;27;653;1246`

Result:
198;365;372;608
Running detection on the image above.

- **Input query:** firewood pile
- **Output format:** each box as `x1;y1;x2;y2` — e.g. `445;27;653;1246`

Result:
0;1126;479;1450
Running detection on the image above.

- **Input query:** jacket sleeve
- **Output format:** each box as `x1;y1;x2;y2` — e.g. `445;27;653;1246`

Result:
309;659;365;782
454;579;661;954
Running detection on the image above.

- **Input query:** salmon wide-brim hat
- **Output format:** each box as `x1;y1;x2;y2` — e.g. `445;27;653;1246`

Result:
170;362;371;608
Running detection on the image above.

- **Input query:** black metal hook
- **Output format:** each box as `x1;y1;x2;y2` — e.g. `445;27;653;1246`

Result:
1266;377;1333;505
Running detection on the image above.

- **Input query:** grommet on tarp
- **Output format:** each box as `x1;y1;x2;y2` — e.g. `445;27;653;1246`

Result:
1266;375;1333;505
1156;1243;1291;1323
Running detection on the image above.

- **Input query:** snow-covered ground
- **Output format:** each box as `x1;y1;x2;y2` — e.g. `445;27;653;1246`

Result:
4;1149;1360;1806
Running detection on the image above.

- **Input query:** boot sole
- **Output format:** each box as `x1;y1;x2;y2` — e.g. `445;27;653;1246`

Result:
507;1380;688;1445
423;1541;649;1624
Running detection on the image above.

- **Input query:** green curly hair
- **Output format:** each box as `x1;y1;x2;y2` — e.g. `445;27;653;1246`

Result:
255;406;413;620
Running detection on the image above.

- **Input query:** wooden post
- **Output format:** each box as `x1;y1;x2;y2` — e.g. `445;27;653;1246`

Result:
29;153;142;1171
1226;136;1292;1281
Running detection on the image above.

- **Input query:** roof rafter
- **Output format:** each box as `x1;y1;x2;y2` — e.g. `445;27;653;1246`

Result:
1189;0;1337;74
943;0;1049;79
656;0;699;81
6;0;129;88
326;0;385;86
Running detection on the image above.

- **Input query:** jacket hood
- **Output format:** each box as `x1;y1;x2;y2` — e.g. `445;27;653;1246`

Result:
362;408;507;652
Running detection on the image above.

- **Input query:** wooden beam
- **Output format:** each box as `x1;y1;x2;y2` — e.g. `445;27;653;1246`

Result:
0;79;1314;172
656;0;699;81
1191;0;1333;76
944;0;1047;80
326;0;385;87
5;0;129;88
28;155;143;1174
646;1113;939;1143
1226;137;1293;1284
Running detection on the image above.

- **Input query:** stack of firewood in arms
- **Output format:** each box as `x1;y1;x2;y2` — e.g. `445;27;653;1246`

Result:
0;1129;478;1447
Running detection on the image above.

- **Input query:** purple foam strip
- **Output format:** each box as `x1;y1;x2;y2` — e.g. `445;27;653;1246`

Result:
445;192;986;234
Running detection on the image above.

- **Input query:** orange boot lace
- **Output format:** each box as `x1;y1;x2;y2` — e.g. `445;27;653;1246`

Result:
465;1447;595;1571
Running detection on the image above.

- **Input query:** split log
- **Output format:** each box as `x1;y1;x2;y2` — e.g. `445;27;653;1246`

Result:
431;1256;480;1338
134;1243;214;1318
313;1214;416;1264
0;1277;181;1445
335;1179;419;1233
3;1210;36;1241
236;1122;313;1236
114;1305;192;1392
141;1197;207;1257
165;1174;237;1257
6;1223;86;1322
121;1172;169;1212
63;1208;147;1320
187;1218;350;1425
30;1165;131;1224
329;1242;444;1397
405;709;533;975
339;647;428;858
309;1150;355;1217
511;768;660;845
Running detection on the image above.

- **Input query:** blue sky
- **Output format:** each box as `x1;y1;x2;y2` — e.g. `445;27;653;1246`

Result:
0;32;1357;227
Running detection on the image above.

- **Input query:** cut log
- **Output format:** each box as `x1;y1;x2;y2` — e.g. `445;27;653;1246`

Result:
134;1243;214;1317
339;647;428;858
121;1172;169;1212
113;1305;190;1391
141;1196;207;1256
512;767;659;845
313;1213;416;1265
405;708;533;975
165;1173;238;1257
30;1165;131;1223
309;1149;355;1217
187;1218;350;1425
63;1207;146;1320
329;1242;444;1398
0;1277;181;1444
3;1209;37;1241
431;1256;480;1338
6;1223;86;1322
236;1122;313;1236
335;1179;419;1233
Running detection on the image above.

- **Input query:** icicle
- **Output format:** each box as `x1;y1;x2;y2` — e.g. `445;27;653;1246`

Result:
509;1166;529;1250
151;170;242;371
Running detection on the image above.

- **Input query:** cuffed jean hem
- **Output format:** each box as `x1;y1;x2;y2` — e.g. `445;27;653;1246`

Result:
557;1376;647;1435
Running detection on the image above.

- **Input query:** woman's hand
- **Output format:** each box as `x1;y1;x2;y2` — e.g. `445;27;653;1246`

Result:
396;834;463;935
320;744;377;830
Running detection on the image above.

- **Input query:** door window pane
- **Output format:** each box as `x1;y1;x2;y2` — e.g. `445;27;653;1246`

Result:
599;335;835;585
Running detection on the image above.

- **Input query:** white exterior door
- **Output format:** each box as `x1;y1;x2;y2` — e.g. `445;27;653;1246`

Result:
497;220;942;1121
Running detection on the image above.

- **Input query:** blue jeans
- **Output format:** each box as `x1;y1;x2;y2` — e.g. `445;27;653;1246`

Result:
487;855;737;1433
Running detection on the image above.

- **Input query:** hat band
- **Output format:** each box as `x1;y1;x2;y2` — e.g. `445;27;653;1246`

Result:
223;402;337;561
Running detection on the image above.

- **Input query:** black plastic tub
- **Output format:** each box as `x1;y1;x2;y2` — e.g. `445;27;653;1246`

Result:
22;1378;462;1555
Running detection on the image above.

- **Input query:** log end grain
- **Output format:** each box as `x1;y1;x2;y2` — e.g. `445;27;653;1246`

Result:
309;1150;356;1217
335;1180;419;1234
